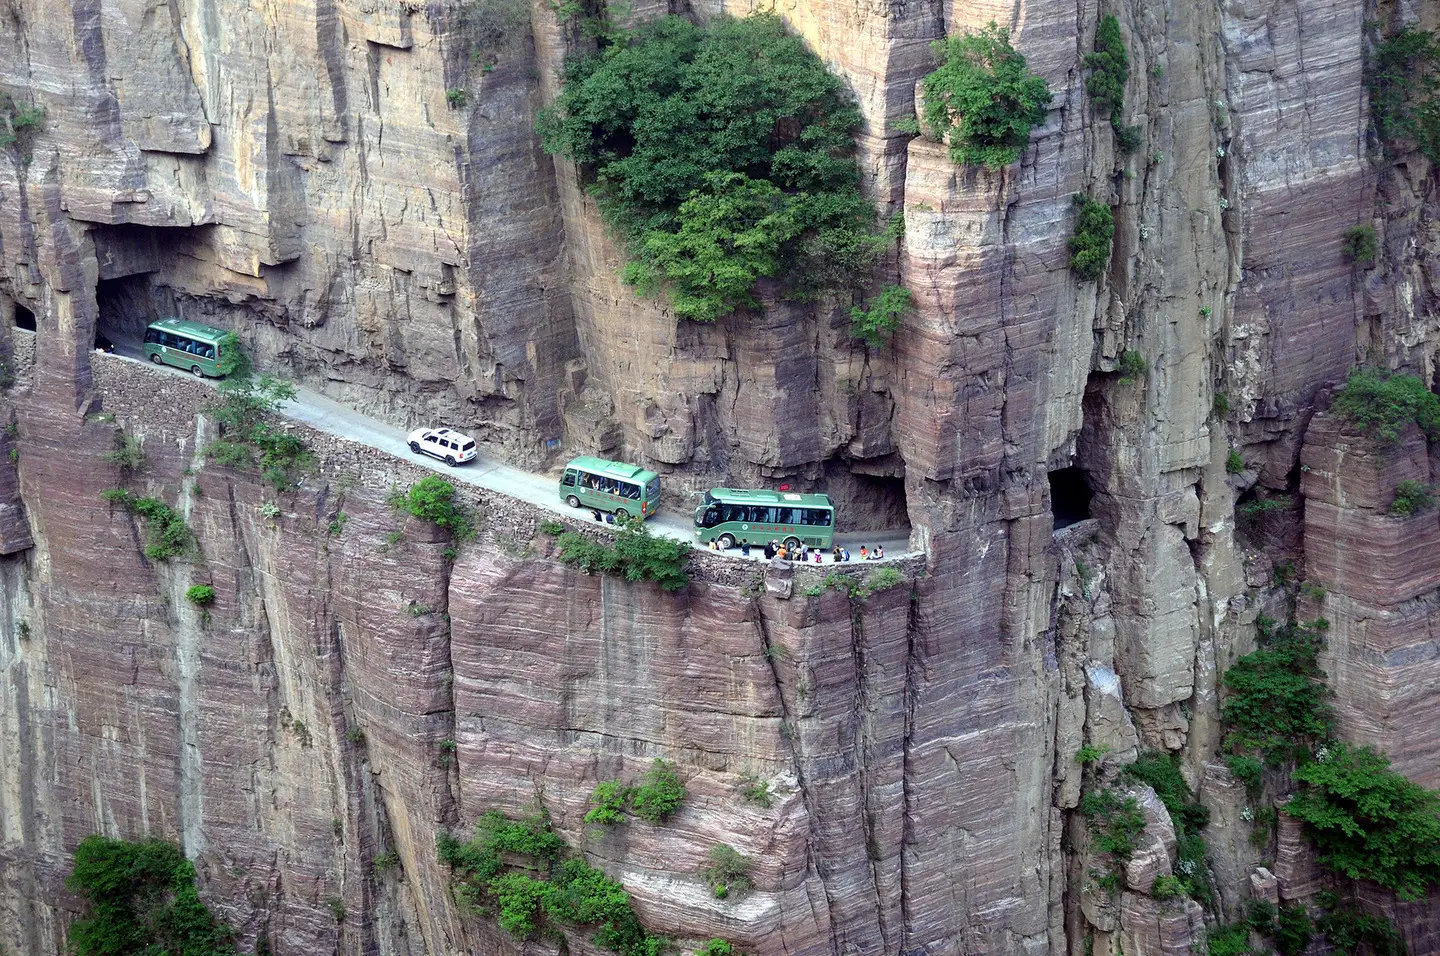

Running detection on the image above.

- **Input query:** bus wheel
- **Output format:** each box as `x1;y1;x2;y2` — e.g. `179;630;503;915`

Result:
149;353;163;365
614;508;629;521
718;534;735;550
783;536;801;552
190;365;204;378
566;495;581;509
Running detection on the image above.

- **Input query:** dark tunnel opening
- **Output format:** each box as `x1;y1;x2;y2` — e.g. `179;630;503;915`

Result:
13;304;35;332
1049;466;1093;529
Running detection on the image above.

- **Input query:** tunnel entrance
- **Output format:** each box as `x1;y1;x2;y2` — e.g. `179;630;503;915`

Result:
819;459;910;534
1049;466;1093;529
95;274;162;352
13;304;35;332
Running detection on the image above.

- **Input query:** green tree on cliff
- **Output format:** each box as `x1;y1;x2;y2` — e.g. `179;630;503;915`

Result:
537;13;889;322
919;23;1052;168
66;835;237;955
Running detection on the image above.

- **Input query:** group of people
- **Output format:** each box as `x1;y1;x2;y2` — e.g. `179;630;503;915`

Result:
706;539;885;562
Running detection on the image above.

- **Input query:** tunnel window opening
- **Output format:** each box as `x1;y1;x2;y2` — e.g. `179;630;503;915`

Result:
13;304;35;332
1049;466;1093;528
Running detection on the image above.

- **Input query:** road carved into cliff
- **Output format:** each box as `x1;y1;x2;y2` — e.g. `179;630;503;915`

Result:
101;345;917;560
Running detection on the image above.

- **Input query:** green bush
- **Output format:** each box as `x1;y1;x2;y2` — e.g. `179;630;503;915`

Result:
66;835;236;956
540;519;566;536
1080;788;1147;858
702;844;752;900
1205;924;1257;956
585;780;631;825
438;812;663;955
849;284;912;347
1342;224;1379;266
1149;874;1183;901
186;584;216;607
1117;349;1147;385
1225;754;1264;795
697;940;734;956
1368;29;1440;161
538;13;884;321
1075;744;1110;764
1287;742;1440;901
102;490;194;561
1084;16;1128;120
1068;195;1114;281
630;759;686;822
446;88;469;108
556;521;691;590
740;777;774;808
1331;367;1440;444
920;22;1052;169
1389;479;1434;516
1222;618;1333;765
1226;449;1245;474
102;432;145;472
208;335;312;492
391;476;477;541
1316;900;1406;956
1125;751;1210;835
1273;904;1314;956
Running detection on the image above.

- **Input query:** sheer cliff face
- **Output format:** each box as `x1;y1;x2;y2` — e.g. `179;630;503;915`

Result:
2;0;1440;955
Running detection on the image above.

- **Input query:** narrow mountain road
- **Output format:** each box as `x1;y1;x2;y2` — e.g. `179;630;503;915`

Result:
103;343;917;560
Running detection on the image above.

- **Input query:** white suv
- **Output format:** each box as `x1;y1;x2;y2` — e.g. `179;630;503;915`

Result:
407;428;477;466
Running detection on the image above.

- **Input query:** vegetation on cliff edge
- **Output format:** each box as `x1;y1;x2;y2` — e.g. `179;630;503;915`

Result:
1368;28;1440;162
556;520;691;590
207;333;313;493
66;835;236;956
1068;194;1114;281
919;22;1052;169
538;13;890;323
1331;367;1440;444
390;475;478;541
438;810;666;956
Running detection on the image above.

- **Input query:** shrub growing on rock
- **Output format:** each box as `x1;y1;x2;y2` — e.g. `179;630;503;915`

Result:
1068;195;1114;281
556;521;691;590
1221;617;1333;765
1368;28;1440;161
1389;478;1434;516
1287;742;1440;901
1331;367;1440;443
66;835;236;956
1080;788;1147;857
920;22;1052;169
629;759;686;822
186;584;216;606
390;476;477;541
438;811;663;955
1342;224;1379;266
849;284;912;347
101;489;194;562
1084;16;1128;120
702;844;753;899
538;13;886;322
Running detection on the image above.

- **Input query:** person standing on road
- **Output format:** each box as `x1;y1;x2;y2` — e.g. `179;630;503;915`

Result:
742;539;751;557
764;540;777;560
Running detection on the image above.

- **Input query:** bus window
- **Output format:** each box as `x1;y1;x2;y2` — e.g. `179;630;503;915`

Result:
625;483;640;500
702;507;718;527
562;471;577;487
145;328;159;344
646;478;660;498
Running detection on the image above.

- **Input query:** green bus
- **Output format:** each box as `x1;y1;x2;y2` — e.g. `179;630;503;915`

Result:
143;318;228;377
560;456;662;521
694;488;835;550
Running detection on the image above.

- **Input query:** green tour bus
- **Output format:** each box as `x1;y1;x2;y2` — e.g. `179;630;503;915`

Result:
694;488;835;550
143;318;228;377
560;456;662;520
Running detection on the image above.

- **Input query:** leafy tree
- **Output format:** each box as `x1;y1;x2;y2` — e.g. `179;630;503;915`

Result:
1084;16;1129;121
1368;29;1440;161
391;476;477;541
920;22;1052;168
1331;367;1440;444
629;759;686;822
1287;743;1440;901
1068;195;1114;280
208;333;311;492
538;13;883;320
849;284;913;347
1222;618;1334;765
66;835;237;956
585;780;632;825
1342;224;1380;266
1390;479;1434;516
